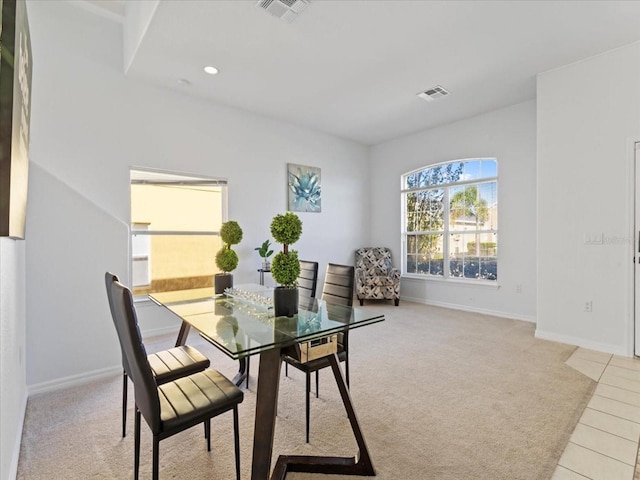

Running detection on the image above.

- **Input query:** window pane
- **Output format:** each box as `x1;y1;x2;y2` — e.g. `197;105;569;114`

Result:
450;184;489;231
131;184;222;232
461;160;482;181
478;182;498;230
449;233;497;281
406;234;417;253
406;254;417;274
416;234;443;276
481;159;497;178
132;234;223;296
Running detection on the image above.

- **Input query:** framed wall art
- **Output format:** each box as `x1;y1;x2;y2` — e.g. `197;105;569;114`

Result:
287;163;321;213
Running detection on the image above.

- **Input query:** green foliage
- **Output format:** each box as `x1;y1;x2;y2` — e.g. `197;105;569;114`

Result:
270;212;303;287
466;242;497;256
220;220;243;246
255;239;274;259
270;212;302;248
215;248;238;273
216;220;242;273
271;250;300;287
450;186;489;225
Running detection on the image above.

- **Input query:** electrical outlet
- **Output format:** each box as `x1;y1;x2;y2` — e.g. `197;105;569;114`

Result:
516;284;522;294
584;301;593;312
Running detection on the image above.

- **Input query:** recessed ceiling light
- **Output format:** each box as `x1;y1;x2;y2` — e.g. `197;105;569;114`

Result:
204;66;219;75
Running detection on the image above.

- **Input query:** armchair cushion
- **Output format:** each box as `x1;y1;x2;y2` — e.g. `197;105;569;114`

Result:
355;247;401;303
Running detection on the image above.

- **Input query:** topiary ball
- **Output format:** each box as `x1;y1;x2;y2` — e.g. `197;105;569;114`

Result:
215;248;239;273
271;250;300;287
220;220;243;246
270;212;302;246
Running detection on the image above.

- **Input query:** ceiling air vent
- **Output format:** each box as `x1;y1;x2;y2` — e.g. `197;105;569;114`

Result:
417;85;450;102
256;0;310;23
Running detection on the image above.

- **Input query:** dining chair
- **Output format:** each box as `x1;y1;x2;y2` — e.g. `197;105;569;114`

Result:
282;260;319;380
297;260;319;302
105;272;211;438
282;263;354;443
109;279;244;480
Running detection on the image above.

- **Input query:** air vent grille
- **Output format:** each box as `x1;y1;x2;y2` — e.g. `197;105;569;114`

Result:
417;85;450;102
256;0;310;23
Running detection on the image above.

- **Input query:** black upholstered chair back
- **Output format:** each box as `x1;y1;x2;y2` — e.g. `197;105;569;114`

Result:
110;280;162;434
105;272;132;377
321;263;355;307
298;260;319;300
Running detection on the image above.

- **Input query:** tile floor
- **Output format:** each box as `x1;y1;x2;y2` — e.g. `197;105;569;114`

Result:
552;348;640;480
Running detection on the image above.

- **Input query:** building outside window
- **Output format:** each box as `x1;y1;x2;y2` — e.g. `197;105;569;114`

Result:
130;169;227;296
401;158;498;281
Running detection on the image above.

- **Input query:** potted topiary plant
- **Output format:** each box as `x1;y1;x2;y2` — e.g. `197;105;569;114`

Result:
214;220;243;294
270;211;302;316
254;239;274;270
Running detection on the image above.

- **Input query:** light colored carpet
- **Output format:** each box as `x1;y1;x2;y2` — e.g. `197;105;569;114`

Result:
17;301;595;479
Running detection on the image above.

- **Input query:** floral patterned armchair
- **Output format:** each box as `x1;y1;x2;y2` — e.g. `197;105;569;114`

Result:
355;247;401;306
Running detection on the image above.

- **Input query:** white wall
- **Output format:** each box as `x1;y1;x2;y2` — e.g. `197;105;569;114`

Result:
24;1;370;388
0;238;27;480
536;43;640;355
369;101;537;321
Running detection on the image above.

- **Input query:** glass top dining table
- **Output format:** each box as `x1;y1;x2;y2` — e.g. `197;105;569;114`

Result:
148;284;385;480
149;284;385;360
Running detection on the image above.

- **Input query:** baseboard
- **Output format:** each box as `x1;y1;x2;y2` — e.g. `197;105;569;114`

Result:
8;390;27;480
27;365;122;397
535;329;630;357
401;295;536;323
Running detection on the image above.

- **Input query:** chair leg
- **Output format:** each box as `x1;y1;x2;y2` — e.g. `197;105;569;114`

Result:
205;419;211;452
122;370;128;438
346;356;350;388
134;407;141;480
246;356;250;389
233;407;241;480
359;298;364;306
395;298;399;306
305;372;311;443
285;362;288;377
315;370;319;398
152;436;160;480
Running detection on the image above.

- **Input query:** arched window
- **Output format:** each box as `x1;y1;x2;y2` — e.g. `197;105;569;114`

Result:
401;158;498;281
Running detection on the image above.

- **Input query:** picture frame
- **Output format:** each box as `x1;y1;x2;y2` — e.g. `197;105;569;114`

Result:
287;163;321;213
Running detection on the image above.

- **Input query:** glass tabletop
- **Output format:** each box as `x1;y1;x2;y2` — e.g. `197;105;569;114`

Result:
149;285;385;359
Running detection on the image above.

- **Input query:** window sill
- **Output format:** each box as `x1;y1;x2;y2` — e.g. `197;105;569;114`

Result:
401;274;501;289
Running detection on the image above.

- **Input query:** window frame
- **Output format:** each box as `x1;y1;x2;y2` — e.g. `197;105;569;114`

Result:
129;167;228;299
401;158;498;283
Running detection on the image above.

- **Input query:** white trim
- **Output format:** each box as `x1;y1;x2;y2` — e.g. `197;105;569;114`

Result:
401;295;535;323
402;274;500;289
7;391;27;480
27;365;121;396
535;328;631;357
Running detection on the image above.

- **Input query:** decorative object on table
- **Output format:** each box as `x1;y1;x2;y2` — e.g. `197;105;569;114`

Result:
254;239;274;270
270;211;302;316
214;220;243;294
355;247;401;306
287;163;321;213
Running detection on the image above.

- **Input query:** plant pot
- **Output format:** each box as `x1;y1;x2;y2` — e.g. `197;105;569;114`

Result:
261;260;271;271
214;273;233;295
273;286;298;317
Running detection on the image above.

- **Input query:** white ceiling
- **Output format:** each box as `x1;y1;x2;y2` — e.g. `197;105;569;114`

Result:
87;0;640;146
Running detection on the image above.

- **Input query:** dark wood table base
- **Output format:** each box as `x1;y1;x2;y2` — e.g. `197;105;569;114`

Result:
251;349;375;480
